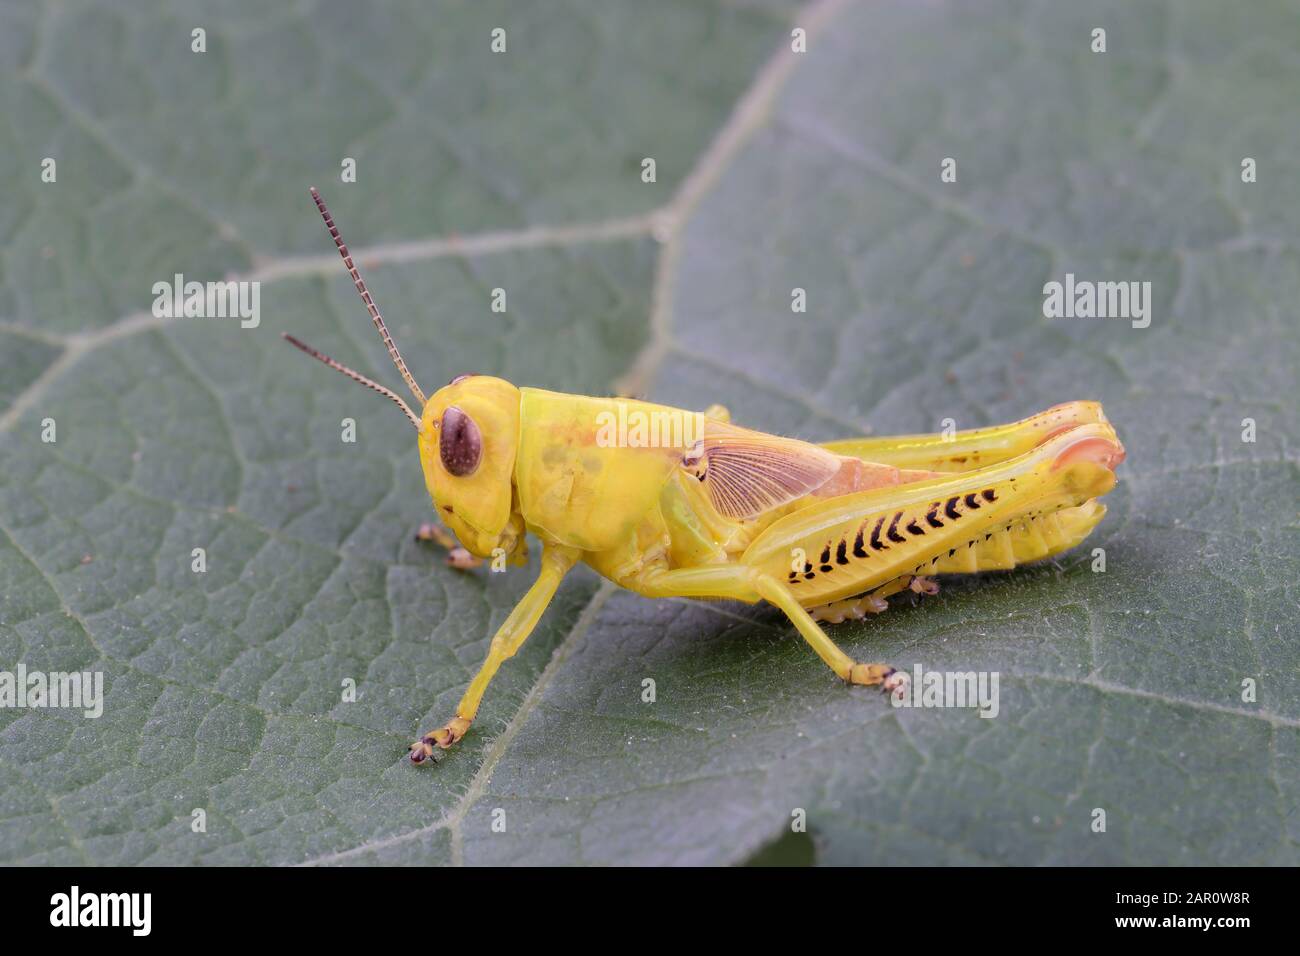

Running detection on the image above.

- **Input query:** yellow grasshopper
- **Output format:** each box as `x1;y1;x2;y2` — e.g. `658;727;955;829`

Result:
285;189;1126;764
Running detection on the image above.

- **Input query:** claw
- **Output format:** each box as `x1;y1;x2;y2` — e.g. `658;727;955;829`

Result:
409;738;436;764
409;716;472;764
883;668;909;701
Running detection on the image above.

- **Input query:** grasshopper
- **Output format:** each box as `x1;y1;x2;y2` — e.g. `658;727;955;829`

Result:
285;189;1126;764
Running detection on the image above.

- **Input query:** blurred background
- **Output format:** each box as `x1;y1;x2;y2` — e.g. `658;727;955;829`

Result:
0;0;1296;865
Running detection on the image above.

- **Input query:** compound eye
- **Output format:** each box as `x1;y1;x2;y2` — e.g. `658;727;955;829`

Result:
439;406;482;477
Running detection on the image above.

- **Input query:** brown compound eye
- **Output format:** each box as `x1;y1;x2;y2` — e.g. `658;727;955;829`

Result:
439;406;482;477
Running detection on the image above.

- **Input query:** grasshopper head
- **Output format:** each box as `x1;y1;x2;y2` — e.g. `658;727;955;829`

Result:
283;188;528;565
417;375;527;562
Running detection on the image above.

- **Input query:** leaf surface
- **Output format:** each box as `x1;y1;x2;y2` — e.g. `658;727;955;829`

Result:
0;0;1295;865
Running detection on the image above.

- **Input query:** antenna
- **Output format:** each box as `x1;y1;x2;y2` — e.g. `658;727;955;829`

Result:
310;186;427;406
282;333;422;431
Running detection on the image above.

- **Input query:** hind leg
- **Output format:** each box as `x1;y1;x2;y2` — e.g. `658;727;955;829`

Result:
745;422;1124;615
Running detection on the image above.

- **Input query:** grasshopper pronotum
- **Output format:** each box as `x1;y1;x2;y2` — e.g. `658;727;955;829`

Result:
285;189;1126;763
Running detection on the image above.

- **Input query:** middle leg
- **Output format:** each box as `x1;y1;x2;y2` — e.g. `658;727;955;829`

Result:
627;564;906;693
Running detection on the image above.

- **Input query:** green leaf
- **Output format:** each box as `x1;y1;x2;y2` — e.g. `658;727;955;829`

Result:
1;0;1296;865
